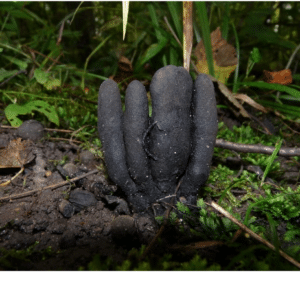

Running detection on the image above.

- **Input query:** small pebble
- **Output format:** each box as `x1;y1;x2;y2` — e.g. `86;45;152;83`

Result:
59;200;75;218
69;189;97;212
110;215;137;242
16;120;44;142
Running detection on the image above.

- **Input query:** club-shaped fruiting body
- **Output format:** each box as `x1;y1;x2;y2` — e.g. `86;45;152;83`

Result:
98;65;218;213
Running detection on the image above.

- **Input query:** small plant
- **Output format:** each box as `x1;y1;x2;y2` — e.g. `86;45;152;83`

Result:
85;245;221;271
4;100;59;127
0;241;57;270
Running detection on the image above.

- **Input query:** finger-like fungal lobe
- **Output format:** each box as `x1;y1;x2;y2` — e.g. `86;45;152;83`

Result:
178;73;218;204
98;66;217;213
149;66;193;193
123;80;150;185
98;79;137;195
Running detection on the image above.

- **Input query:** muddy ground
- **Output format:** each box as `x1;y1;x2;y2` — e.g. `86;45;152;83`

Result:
0;123;165;270
0;114;300;270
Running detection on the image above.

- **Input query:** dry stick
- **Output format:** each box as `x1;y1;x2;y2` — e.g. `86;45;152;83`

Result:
24;46;63;65
164;16;199;73
47;51;64;72
0;169;98;203
209;201;300;269
215;138;300;157
56;20;65;46
141;181;182;260
49;137;82;144
183;2;193;72
0;125;73;133
0;166;24;187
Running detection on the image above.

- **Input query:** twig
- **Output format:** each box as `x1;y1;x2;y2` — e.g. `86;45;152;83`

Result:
141;181;182;260
164;16;182;47
0;169;98;203
209;201;300;269
44;128;73;133
56;21;65;46
163;15;199;73
47;51;64;72
215;138;300;157
23;46;63;65
49;137;82;144
0;166;24;187
0;125;73;133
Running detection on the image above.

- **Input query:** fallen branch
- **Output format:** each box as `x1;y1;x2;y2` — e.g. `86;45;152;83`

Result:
0;169;98;203
216;138;300;157
209;201;300;269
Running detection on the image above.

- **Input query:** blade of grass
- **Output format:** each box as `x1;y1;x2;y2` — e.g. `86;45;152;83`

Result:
261;139;282;185
210;201;300;270
1;12;10;33
167;2;183;42
122;1;129;40
257;99;300;117
195;2;214;76
23;7;47;26
241;81;300;98
135;39;168;71
231;22;240;93
135;4;168;70
266;213;280;253
70;1;84;25
0;42;30;59
81;35;111;90
221;2;230;40
193;20;201;43
148;3;165;43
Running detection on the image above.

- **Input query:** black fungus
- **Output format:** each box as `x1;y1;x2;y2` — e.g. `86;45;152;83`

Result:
98;65;218;213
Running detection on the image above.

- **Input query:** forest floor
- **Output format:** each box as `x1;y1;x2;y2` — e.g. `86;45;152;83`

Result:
0;109;300;271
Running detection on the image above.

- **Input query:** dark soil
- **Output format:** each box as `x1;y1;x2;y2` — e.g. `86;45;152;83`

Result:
0;123;162;270
0;114;300;270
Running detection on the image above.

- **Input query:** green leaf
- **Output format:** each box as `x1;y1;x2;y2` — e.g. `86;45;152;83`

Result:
257;99;300;117
99;17;122;33
34;68;49;85
4;100;59;127
136;39;168;71
195;2;214;77
241;81;300;98
0;68;18;81
2;55;28;70
221;2;230;40
250;47;261;63
25;100;59;125
10;9;33;20
261;139;282;184
167;2;183;42
148;3;165;43
44;78;61;90
81;35;111;90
